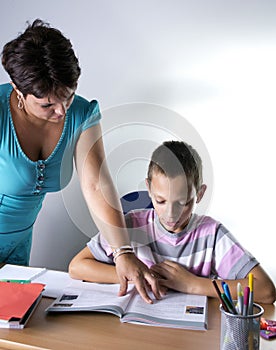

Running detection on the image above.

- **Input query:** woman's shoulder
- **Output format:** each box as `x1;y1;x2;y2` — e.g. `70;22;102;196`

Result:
0;83;12;101
70;94;100;115
0;83;12;117
67;94;101;129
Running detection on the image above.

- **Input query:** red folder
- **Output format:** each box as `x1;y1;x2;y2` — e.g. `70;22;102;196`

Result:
0;281;45;321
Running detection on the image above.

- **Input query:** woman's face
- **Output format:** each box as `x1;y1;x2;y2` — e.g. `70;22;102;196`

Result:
21;89;75;123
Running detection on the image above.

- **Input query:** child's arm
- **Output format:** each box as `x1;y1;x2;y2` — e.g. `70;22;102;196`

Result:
69;246;119;284
150;262;276;304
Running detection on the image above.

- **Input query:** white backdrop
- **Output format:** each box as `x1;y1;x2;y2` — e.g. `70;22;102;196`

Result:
0;1;275;284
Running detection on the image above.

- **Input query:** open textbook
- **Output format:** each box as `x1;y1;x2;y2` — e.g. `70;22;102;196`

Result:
46;283;208;330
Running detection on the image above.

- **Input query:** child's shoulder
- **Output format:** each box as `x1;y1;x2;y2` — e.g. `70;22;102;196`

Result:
189;214;221;230
125;208;155;227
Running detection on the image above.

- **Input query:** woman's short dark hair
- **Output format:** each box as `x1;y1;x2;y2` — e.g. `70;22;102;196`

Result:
1;19;81;98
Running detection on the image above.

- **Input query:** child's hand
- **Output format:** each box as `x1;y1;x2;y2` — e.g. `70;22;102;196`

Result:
150;260;197;293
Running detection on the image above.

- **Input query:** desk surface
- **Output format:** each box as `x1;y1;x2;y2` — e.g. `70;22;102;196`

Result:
0;297;275;350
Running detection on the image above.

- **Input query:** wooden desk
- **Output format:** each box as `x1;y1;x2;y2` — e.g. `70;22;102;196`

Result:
0;297;275;350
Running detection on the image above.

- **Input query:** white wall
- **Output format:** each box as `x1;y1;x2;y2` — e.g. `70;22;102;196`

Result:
0;1;275;284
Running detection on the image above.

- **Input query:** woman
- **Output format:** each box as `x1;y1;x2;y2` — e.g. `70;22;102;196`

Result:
0;19;160;303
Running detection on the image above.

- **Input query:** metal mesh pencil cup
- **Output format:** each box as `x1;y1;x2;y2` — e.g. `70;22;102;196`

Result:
220;303;264;350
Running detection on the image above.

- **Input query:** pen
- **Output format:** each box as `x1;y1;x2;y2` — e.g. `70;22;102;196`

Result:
248;274;254;350
0;279;31;283
248;273;254;315
243;286;250;316
211;279;228;311
221;292;237;314
236;282;243;315
222;282;234;306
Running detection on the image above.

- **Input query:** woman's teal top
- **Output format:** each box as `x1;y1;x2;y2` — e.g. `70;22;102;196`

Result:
0;83;101;265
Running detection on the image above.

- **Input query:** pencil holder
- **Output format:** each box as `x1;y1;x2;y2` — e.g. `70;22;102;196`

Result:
220;303;264;350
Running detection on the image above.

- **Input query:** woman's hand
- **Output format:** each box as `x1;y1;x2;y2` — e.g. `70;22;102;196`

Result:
115;253;163;303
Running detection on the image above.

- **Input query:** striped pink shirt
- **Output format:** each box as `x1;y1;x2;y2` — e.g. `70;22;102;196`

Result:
87;209;258;279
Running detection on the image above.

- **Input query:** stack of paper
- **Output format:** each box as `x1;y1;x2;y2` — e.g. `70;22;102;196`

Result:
0;264;80;298
0;264;46;281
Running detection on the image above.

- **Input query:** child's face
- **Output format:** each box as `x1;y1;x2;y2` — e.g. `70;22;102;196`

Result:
147;172;199;233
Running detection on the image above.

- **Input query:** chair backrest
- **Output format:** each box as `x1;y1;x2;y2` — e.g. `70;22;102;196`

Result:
120;190;153;214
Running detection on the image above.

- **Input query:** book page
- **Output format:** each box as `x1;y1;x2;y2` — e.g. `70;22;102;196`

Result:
33;269;82;298
0;264;46;281
46;283;136;317
0;265;85;298
122;290;207;330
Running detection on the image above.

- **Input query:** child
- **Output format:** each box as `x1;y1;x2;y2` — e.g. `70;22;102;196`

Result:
69;141;276;303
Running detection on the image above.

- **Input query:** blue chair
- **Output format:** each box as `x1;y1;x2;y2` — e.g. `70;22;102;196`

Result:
120;190;153;214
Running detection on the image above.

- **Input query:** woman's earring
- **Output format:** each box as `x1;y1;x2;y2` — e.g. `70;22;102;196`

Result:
17;94;24;110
